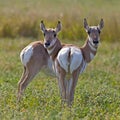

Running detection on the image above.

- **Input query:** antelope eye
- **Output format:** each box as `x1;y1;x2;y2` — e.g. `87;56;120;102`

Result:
87;28;91;34
44;30;47;36
98;29;101;34
54;33;56;37
87;30;90;34
53;31;56;37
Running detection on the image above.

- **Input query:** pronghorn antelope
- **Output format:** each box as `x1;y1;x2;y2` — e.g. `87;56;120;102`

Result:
40;19;104;105
17;41;54;101
17;22;64;101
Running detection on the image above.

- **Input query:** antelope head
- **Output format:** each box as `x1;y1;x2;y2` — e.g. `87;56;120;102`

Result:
84;18;104;47
40;21;62;49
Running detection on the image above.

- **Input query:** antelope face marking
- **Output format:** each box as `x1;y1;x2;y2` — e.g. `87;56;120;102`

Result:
87;26;101;46
43;29;57;48
84;18;104;47
40;21;62;49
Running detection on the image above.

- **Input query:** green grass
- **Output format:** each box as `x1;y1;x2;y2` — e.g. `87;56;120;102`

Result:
0;0;120;41
0;38;120;119
0;0;120;119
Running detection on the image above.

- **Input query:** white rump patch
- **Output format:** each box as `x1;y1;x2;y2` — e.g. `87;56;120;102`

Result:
20;45;33;66
57;47;70;72
57;47;83;73
70;47;83;73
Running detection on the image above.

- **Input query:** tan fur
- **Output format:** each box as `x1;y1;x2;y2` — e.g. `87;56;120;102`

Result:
81;39;97;63
18;19;104;105
17;41;50;101
41;19;104;106
48;38;62;60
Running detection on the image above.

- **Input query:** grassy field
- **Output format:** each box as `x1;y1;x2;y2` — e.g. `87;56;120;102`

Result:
0;0;120;119
0;0;120;41
0;38;120;119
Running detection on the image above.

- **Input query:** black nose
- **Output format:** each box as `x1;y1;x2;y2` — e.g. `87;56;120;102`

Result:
93;41;99;44
45;42;50;47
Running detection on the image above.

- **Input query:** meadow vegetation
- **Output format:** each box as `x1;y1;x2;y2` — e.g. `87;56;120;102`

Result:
0;0;120;119
0;38;120;119
0;0;120;41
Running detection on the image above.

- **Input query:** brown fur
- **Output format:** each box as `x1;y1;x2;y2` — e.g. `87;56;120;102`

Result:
81;39;97;63
41;19;104;106
18;19;103;104
48;38;62;60
17;41;50;101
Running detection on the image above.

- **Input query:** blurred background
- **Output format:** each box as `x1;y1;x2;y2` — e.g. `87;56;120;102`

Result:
0;0;120;42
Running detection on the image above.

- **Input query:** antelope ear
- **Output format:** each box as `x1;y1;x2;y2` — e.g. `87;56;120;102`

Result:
98;19;104;30
84;18;89;32
55;21;62;33
40;20;46;33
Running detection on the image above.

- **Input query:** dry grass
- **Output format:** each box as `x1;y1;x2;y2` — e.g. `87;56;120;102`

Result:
0;0;120;41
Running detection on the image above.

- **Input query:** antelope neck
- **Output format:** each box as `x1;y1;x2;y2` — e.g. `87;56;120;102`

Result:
81;38;97;63
47;38;62;61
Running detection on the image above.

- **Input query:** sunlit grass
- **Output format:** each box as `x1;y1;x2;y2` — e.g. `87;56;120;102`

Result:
0;0;120;119
0;0;120;41
0;38;120;119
